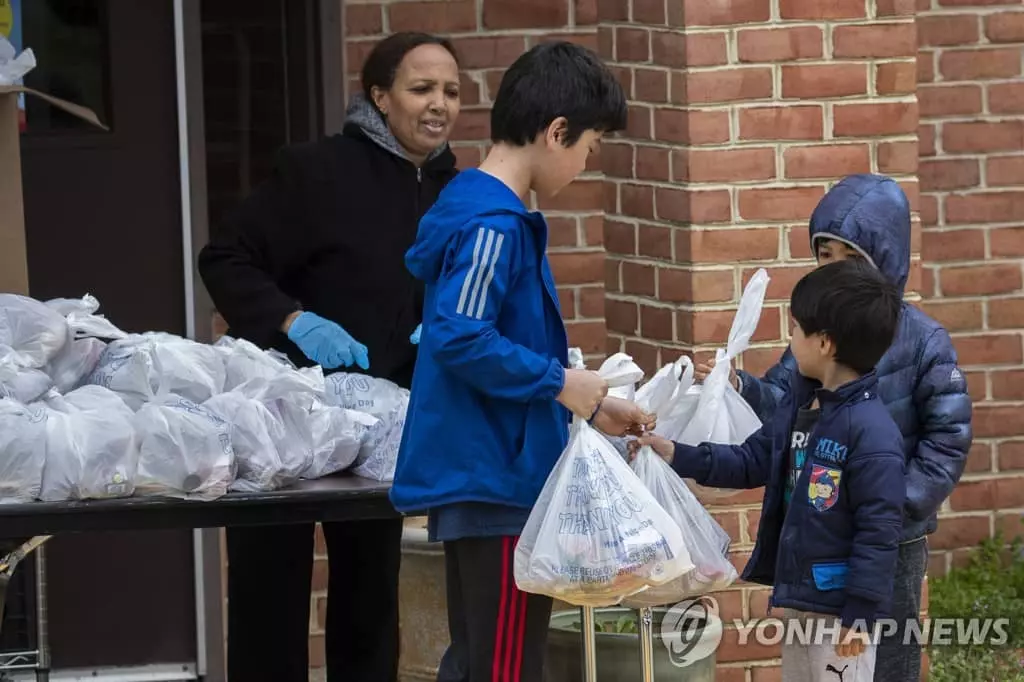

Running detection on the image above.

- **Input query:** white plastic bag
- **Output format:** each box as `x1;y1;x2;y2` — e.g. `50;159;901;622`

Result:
513;349;694;607
353;399;407;481
657;270;770;500
205;392;307;493
624;448;738;606
0;294;70;369
45;337;107;394
215;335;297;391
40;386;138;501
0;398;47;503
324;372;407;417
45;294;128;340
324;372;410;481
0;355;53;403
300;399;379;480
599;353;645;401
85;334;227;409
230;363;369;481
133;395;236;500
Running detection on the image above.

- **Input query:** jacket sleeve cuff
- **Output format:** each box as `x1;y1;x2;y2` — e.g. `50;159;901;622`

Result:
671;442;712;481
840;595;879;631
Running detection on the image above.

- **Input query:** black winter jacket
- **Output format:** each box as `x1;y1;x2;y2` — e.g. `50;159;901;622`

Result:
197;96;459;389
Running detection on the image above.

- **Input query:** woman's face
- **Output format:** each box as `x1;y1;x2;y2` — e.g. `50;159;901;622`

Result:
372;44;461;165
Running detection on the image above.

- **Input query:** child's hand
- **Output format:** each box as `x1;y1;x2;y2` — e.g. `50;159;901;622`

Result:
590;396;656;437
629;433;675;465
835;626;870;658
557;368;608;419
693;357;739;390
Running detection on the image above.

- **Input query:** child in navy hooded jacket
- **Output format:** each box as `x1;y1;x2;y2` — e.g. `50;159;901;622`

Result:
390;42;654;682
636;259;906;682
695;174;973;682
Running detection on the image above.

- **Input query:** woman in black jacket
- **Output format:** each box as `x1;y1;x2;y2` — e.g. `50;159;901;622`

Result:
197;32;461;682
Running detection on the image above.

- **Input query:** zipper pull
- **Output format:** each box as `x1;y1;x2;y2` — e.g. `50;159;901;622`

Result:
417;167;422;182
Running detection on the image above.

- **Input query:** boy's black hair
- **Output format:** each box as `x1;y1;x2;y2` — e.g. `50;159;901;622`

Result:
361;32;460;103
490;41;627;147
790;259;902;375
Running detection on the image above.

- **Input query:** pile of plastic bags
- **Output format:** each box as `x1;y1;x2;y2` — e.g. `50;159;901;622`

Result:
514;268;773;607
0;293;409;504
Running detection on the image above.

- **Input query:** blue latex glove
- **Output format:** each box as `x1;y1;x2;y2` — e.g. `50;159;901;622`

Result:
286;312;369;370
410;324;421;345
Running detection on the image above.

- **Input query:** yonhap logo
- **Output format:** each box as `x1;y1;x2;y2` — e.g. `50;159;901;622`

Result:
660;597;723;668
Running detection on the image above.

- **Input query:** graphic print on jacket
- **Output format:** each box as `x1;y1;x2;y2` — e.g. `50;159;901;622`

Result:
734;174;972;543
785;404;819;507
390;168;571;517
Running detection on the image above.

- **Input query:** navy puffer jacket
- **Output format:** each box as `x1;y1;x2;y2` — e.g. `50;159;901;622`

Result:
736;174;973;544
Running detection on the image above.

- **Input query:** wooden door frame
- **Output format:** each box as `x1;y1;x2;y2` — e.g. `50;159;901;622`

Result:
179;1;345;679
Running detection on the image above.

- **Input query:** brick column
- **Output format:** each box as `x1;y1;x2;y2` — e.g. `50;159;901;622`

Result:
916;0;1024;577
600;1;920;677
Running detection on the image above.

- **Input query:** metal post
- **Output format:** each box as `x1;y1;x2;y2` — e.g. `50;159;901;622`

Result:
638;607;655;682
33;543;49;682
580;606;597;682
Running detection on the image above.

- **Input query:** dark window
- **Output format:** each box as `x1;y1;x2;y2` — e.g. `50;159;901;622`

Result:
21;0;111;132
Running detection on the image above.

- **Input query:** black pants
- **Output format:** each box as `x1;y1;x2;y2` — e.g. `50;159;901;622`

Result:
436;536;553;682
225;518;403;682
873;537;928;682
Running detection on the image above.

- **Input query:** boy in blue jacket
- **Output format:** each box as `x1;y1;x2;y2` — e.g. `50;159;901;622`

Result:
390;42;653;682
695;175;972;681
636;259;906;682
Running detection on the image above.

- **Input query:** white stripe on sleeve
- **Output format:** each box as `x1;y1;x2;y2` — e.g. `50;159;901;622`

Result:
473;232;505;319
464;228;495;316
455;227;486;315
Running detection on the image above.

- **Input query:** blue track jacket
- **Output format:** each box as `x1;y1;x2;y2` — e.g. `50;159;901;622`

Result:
390;169;571;515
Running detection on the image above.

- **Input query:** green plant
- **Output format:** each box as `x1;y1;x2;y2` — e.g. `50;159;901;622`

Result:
927;520;1024;682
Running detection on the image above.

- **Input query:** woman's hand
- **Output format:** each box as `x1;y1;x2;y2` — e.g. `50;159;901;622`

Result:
590;396;656;437
284;311;370;370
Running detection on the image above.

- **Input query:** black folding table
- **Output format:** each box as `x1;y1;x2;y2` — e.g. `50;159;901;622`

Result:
0;475;397;681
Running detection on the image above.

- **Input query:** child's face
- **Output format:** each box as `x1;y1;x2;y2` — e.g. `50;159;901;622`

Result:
816;238;863;265
790;316;828;381
533;124;603;198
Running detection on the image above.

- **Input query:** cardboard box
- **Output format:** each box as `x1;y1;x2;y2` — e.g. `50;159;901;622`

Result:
0;86;105;296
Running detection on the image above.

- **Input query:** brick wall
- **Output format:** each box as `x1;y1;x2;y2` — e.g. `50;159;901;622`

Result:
916;0;1024;578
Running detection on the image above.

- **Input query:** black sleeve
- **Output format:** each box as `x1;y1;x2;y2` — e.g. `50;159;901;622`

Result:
197;146;313;347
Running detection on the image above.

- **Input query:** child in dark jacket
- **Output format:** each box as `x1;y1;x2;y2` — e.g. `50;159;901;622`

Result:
695;174;972;682
391;42;655;682
636;259;906;682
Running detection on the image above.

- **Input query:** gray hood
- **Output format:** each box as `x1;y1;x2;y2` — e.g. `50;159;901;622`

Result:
343;93;449;164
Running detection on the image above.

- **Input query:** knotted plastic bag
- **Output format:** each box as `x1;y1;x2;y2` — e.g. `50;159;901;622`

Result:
204;392;306;493
656;269;770;501
45;294;128;340
85;333;227;410
133;395;236;500
40;386;138;501
324;372;410;482
513;350;693;607
0;398;48;503
0;294;70;369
